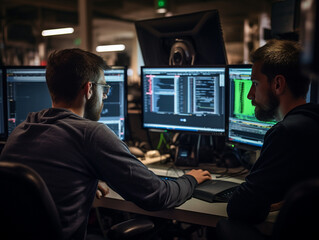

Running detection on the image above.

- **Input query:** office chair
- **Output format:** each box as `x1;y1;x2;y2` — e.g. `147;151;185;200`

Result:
107;217;155;240
0;161;155;240
0;161;63;240
271;178;319;240
107;216;199;240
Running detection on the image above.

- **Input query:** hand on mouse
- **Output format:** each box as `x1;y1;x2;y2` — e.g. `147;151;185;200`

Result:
186;169;212;184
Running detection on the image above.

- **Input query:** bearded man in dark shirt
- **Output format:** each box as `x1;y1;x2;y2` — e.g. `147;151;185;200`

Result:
217;39;319;239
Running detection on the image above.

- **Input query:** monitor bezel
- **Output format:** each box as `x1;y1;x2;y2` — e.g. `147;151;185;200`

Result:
141;65;227;136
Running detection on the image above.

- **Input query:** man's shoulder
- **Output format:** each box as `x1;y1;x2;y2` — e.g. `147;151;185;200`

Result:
70;118;108;133
48;111;115;139
283;103;319;128
82;120;119;140
267;104;319;141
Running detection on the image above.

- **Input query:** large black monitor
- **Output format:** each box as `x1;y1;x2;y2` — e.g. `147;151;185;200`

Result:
99;67;127;140
141;66;227;135
135;10;227;66
5;66;51;136
227;64;312;149
0;67;6;140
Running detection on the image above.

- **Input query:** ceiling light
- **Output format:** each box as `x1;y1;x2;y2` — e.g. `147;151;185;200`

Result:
156;8;167;14
96;44;125;52
42;27;74;37
156;0;168;14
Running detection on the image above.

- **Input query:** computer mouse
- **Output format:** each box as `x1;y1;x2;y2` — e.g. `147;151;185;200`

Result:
129;146;145;158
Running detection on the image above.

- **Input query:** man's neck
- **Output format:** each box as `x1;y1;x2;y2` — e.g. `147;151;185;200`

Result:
277;97;307;121
52;92;86;118
52;102;84;118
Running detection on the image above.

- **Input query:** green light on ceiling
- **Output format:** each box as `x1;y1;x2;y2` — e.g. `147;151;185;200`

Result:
157;0;166;8
74;38;81;46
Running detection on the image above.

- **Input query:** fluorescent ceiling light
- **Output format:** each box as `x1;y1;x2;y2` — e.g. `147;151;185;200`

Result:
42;27;74;36
96;44;125;52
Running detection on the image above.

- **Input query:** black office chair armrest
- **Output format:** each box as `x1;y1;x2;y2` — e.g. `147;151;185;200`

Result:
107;218;154;239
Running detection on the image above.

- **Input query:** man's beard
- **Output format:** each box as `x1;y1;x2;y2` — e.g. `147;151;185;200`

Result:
84;91;103;121
253;90;279;122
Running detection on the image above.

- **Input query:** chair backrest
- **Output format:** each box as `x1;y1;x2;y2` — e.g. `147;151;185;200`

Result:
0;161;63;240
272;178;319;240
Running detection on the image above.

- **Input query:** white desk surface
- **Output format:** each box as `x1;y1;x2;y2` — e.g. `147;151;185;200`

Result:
93;162;278;234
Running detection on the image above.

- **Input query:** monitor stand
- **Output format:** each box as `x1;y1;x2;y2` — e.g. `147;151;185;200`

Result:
174;134;215;167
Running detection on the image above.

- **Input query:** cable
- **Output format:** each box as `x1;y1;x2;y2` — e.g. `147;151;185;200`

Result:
156;132;170;150
215;168;229;178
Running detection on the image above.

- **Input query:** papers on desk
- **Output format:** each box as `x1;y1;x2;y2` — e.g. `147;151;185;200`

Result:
138;154;170;165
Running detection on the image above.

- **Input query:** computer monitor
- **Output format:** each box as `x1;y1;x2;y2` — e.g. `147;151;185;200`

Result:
5;66;128;140
135;10;227;66
227;65;272;148
0;67;6;140
141;66;227;135
227;64;312;149
99;67;127;140
5;66;51;136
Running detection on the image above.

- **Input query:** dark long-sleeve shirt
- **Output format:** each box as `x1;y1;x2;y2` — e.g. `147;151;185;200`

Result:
227;103;319;223
0;108;197;240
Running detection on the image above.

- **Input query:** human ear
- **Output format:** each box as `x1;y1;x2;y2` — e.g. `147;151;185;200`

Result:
273;75;286;95
84;82;93;100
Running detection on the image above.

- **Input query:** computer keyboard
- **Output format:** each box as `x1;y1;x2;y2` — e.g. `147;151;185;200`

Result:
213;186;238;202
193;179;239;203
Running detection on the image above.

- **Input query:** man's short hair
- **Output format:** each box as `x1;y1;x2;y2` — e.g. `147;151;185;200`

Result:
251;39;310;99
46;48;108;103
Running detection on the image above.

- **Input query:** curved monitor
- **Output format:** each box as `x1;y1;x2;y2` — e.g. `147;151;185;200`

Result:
135;10;227;66
141;66;226;135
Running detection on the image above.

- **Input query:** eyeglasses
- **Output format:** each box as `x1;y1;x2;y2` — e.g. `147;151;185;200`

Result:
92;82;111;96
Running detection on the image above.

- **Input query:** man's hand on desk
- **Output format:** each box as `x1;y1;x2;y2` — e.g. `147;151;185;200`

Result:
186;169;212;184
96;181;109;199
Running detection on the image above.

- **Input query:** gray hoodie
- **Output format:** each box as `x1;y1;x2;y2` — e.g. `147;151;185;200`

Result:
0;108;197;240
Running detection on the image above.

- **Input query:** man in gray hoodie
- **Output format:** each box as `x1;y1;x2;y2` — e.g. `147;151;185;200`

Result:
0;48;211;240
